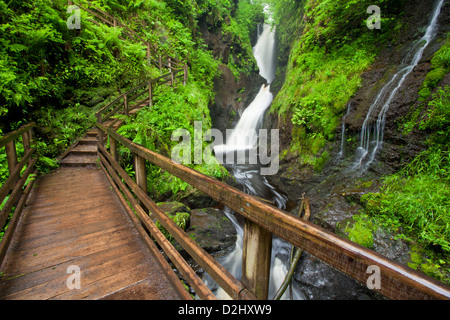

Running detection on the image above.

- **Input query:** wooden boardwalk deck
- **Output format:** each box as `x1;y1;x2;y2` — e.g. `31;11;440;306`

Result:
0;165;187;300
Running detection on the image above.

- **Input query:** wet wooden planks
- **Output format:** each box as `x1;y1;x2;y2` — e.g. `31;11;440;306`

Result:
0;167;185;300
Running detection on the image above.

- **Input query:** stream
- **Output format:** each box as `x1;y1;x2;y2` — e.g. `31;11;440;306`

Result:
203;0;445;300
207;23;305;300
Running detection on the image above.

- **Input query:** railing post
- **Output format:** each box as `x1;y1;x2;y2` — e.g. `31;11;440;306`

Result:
110;135;118;162
168;58;173;86
96;114;105;146
147;43;151;66
124;94;129;116
22;130;30;152
242;218;272;300
148;81;153;108
134;153;147;209
5;139;21;203
5;141;18;177
183;64;188;86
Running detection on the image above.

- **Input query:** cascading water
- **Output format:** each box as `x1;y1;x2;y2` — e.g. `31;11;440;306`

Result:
353;0;444;171
209;23;305;300
338;103;351;160
253;24;277;84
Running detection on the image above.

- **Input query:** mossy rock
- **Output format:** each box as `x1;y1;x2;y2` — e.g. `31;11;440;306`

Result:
157;201;191;216
337;215;375;249
156;202;192;240
186;208;237;253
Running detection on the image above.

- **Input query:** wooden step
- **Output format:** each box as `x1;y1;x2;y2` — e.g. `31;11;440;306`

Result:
86;131;98;137
71;144;97;155
78;137;98;145
60;154;98;167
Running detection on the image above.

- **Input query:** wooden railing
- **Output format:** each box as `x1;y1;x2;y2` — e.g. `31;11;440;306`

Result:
71;0;188;76
96;123;257;300
0;123;37;265
96;123;450;300
73;0;189;139
95;68;187;133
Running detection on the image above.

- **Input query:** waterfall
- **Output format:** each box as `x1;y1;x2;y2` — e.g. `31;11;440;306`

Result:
338;103;351;159
214;85;273;154
253;24;277;84
208;23;305;300
214;24;276;155
353;0;444;171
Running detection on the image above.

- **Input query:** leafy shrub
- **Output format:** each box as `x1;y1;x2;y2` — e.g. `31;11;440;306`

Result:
156;211;190;241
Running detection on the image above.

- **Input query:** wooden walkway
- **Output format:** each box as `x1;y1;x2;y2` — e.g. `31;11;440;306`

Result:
0;137;188;300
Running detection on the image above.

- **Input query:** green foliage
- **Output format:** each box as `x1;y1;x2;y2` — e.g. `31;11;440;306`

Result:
419;87;450;146
34;103;96;173
221;0;265;76
117;79;229;200
156;211;190;241
270;0;403;167
417;34;450;101
362;87;450;284
343;214;375;249
363;146;449;252
0;0;246;180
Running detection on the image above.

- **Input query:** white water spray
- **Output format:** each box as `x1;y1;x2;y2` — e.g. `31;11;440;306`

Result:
210;23;305;300
214;24;276;155
353;0;444;171
338;103;351;159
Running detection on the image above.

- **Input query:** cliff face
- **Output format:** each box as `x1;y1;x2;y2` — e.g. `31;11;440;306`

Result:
204;0;449;299
210;0;449;298
201;18;266;136
265;0;449;193
345;0;450;172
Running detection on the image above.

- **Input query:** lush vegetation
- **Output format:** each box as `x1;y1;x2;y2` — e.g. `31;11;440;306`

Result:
357;30;450;282
268;0;404;169
0;0;265;191
360;85;450;283
267;0;449;284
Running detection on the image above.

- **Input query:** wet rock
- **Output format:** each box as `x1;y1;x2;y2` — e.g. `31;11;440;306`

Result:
210;64;265;135
157;201;191;215
293;253;384;300
186;208;237;254
179;189;218;210
313;195;360;232
372;228;411;264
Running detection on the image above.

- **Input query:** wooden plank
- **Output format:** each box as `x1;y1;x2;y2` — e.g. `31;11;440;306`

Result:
98;157;193;300
97;143;255;300
0;239;143;298
242;219;272;299
97;123;450;300
98;152;212;300
0;167;186;300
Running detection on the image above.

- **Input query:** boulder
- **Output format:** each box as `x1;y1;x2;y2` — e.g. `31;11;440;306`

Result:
186;208;237;254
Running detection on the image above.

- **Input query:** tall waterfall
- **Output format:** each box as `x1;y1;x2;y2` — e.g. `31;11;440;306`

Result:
208;23;304;300
214;23;276;155
353;0;444;171
253;24;277;84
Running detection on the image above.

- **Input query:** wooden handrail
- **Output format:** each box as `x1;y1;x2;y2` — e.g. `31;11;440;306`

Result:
0;123;35;149
97;134;256;300
0;123;37;265
96;122;450;300
74;0;185;71
72;0;189;128
95;69;186;125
